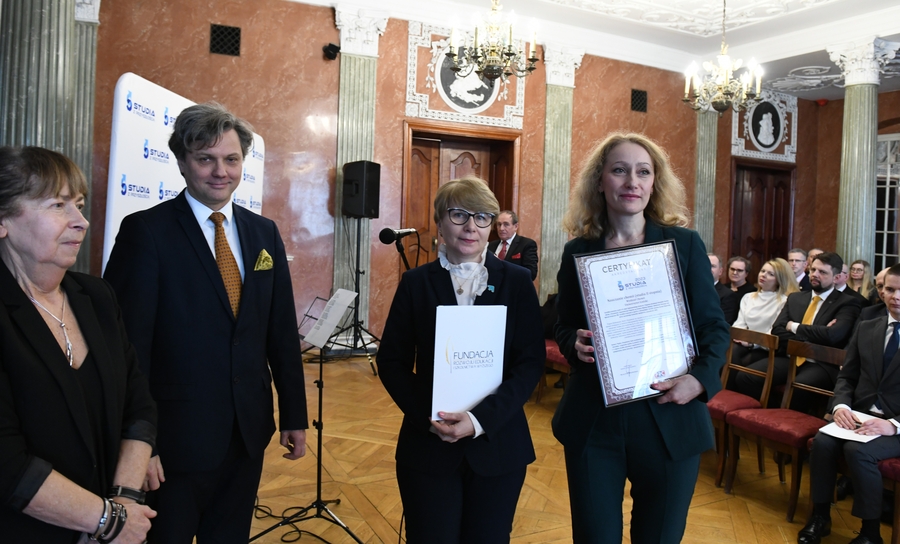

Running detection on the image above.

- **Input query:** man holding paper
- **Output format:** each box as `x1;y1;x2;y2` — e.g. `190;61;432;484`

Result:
798;263;900;544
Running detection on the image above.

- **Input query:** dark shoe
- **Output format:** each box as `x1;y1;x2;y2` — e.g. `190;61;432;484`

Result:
848;535;883;544
553;377;565;389
797;514;831;544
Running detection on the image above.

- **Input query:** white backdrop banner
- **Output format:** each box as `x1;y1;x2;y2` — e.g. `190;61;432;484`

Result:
102;72;266;270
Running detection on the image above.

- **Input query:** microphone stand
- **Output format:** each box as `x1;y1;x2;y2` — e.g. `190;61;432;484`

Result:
394;238;411;271
249;346;364;544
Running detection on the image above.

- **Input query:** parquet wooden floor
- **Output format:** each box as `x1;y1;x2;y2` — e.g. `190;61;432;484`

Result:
247;356;894;543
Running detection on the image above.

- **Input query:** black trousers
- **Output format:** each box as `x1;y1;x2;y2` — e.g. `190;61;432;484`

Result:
810;431;900;520
396;457;527;544
734;357;839;412
147;420;265;544
564;400;700;544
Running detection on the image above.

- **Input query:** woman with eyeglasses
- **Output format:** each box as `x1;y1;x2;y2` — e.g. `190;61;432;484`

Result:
847;259;875;302
377;176;545;544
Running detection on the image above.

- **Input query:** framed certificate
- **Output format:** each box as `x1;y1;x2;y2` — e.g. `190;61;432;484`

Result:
574;240;697;407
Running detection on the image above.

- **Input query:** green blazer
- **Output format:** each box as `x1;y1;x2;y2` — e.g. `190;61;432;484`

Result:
551;221;729;460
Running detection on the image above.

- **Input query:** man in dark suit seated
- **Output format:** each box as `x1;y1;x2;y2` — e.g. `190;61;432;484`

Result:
487;210;539;280
734;252;862;411
726;256;756;301
788;248;812;292
836;263;872;308
709;253;739;324
860;268;889;323
797;263;900;544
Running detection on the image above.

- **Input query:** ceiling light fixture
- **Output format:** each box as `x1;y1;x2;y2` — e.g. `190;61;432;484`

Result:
683;0;763;114
445;0;539;82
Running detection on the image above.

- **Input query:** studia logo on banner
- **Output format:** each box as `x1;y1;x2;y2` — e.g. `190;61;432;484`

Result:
103;73;267;272
120;174;151;199
158;182;179;201
126;90;156;121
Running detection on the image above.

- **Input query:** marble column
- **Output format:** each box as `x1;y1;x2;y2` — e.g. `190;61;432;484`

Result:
539;45;584;302
72;0;101;274
827;38;900;264
331;7;387;340
693;110;718;251
0;0;76;149
0;0;99;273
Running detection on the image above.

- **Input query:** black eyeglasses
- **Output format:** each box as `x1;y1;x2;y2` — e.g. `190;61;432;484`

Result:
446;208;495;228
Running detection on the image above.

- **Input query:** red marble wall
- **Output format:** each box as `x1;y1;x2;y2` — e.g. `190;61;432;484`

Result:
93;0;340;325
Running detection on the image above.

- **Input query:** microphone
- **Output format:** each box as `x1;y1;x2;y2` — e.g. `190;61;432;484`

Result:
379;227;417;244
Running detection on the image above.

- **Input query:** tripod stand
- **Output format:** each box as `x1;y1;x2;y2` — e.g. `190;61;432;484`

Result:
249;347;363;544
329;218;378;375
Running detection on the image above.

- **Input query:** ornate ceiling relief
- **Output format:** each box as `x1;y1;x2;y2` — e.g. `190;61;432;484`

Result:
405;21;525;129
732;90;797;163
536;0;839;37
766;66;844;93
827;38;900;86
335;6;389;57
543;45;585;88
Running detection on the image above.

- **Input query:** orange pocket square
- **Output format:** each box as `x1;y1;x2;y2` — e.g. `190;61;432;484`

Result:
254;249;273;271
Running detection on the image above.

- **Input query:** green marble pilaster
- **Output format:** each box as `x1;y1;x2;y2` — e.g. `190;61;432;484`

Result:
693;110;718;251
332;54;378;325
836;84;878;263
540;85;574;302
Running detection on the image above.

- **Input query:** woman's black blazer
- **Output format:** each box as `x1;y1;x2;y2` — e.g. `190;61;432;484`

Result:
377;253;545;477
0;265;156;542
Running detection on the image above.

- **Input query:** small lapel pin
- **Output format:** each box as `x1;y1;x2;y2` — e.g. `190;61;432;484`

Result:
487;285;495;292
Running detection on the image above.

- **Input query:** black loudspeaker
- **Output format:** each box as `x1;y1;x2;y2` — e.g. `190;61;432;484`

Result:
341;160;380;219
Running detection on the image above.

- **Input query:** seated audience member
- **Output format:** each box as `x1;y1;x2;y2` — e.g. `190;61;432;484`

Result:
488;210;539;280
836;263;871;308
797;263;900;544
734;252;861;411
727;256;756;300
788;248;811;292
807;248;824;273
728;258;799;370
709;253;739;324
859;268;889;323
848;259;877;304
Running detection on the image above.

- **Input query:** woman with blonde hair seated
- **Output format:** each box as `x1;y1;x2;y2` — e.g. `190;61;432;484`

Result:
847;259;875;302
727;257;800;377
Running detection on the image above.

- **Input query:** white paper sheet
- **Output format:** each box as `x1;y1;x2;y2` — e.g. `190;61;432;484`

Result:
431;305;506;421
303;289;358;348
818;410;881;443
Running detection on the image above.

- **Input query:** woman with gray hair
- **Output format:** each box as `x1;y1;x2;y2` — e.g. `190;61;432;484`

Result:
378;176;545;543
0;147;157;543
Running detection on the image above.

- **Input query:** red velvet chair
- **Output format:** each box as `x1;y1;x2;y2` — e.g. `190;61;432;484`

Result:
535;339;570;404
879;458;900;544
707;327;779;487
724;340;846;522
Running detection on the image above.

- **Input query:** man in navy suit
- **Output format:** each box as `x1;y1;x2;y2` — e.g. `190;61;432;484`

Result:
789;248;812;292
487;210;538;280
104;103;308;543
734;252;861;411
798;263;900;544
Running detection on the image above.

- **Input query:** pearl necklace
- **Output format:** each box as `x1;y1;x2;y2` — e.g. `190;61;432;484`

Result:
29;294;74;367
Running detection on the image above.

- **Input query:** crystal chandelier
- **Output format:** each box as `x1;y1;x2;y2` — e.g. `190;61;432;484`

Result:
445;0;539;82
683;0;764;114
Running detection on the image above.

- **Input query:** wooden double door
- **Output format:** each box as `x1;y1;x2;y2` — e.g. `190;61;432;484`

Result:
730;163;795;277
402;133;516;268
